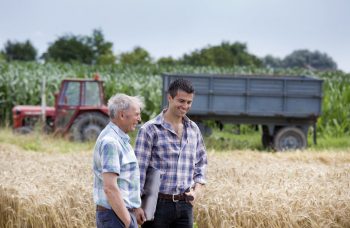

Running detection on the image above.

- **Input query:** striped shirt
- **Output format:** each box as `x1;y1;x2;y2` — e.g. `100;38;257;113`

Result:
135;111;207;195
93;122;141;209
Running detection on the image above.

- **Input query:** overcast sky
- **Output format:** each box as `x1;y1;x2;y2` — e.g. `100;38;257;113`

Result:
1;0;349;72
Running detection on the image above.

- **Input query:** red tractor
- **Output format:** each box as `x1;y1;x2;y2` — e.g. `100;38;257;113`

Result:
12;76;109;141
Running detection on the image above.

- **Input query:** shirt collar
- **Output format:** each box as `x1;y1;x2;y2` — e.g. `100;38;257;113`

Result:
108;122;130;143
154;109;191;126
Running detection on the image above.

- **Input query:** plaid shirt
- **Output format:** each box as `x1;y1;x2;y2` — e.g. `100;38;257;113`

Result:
135;111;207;195
93;122;141;209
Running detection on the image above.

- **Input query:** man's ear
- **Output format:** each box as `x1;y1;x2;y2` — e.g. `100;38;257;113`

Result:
167;94;172;102
118;110;124;119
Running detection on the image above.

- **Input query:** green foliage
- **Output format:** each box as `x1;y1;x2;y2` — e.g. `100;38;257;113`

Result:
97;53;117;65
42;29;116;65
317;71;350;137
102;67;161;120
283;49;337;70
262;50;338;71
309;134;350;150
119;47;153;65
42;34;94;64
0;53;6;63
262;55;283;68
180;41;262;67
0;127;94;153
205;129;262;151
1;40;37;61
0;62;349;139
0;62;63;125
88;29;116;65
1;125;349;152
157;56;177;65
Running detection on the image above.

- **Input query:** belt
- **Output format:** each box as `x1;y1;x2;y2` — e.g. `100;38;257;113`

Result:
96;205;135;212
158;193;194;202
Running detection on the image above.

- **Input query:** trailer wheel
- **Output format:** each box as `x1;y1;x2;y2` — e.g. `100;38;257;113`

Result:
70;112;109;141
273;127;307;151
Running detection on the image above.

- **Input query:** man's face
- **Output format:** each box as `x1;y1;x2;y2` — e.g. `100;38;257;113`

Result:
120;103;141;133
168;90;194;118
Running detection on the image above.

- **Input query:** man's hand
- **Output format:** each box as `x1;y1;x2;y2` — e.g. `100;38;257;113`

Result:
185;184;204;206
134;207;146;225
184;188;196;206
103;173;132;227
124;216;131;228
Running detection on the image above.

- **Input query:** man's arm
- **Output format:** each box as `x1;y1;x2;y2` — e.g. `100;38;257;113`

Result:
193;128;208;185
103;172;131;227
185;126;208;205
134;126;153;193
134;126;153;223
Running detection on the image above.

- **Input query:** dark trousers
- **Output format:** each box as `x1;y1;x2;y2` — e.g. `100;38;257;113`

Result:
142;199;193;228
96;209;137;228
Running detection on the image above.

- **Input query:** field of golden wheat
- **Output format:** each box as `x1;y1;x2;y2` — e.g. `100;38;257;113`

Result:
0;143;349;228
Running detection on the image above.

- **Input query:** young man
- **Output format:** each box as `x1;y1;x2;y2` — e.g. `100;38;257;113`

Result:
135;79;208;228
93;94;146;228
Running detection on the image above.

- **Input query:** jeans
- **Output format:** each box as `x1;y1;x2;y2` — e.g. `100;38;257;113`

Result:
96;209;137;228
142;199;193;228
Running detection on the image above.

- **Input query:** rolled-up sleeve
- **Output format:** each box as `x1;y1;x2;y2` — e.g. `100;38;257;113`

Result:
101;141;120;174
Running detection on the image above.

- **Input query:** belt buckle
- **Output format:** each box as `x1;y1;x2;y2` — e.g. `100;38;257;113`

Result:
172;194;179;202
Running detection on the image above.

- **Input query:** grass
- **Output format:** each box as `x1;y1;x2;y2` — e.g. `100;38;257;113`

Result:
205;124;350;152
1;125;350;153
0;127;94;153
205;129;263;151
310;134;350;150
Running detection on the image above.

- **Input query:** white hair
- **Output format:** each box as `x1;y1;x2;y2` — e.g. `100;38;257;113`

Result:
107;94;144;119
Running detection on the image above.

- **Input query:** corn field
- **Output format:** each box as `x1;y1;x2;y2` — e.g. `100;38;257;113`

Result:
0;142;349;228
0;62;349;136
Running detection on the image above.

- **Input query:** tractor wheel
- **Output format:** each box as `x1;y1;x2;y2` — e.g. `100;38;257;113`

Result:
70;112;109;142
14;126;32;134
273;127;307;151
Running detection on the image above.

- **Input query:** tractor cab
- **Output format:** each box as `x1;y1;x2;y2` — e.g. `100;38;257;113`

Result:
12;76;109;141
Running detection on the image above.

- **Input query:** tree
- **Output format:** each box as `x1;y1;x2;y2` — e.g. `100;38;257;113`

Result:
262;55;283;68
87;29;116;64
157;56;177;65
42;29;116;65
0;52;6;63
119;47;152;65
282;49;337;70
1;40;37;61
42;35;94;64
180;41;262;67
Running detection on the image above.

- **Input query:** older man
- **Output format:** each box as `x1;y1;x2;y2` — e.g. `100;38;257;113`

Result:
93;94;146;228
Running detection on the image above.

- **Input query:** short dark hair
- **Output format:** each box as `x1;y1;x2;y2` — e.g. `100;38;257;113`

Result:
167;78;194;98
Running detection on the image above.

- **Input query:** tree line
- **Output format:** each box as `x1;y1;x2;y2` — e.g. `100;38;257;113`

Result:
0;29;337;71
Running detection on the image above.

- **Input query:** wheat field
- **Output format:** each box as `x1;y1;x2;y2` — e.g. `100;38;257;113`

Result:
0;143;349;228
